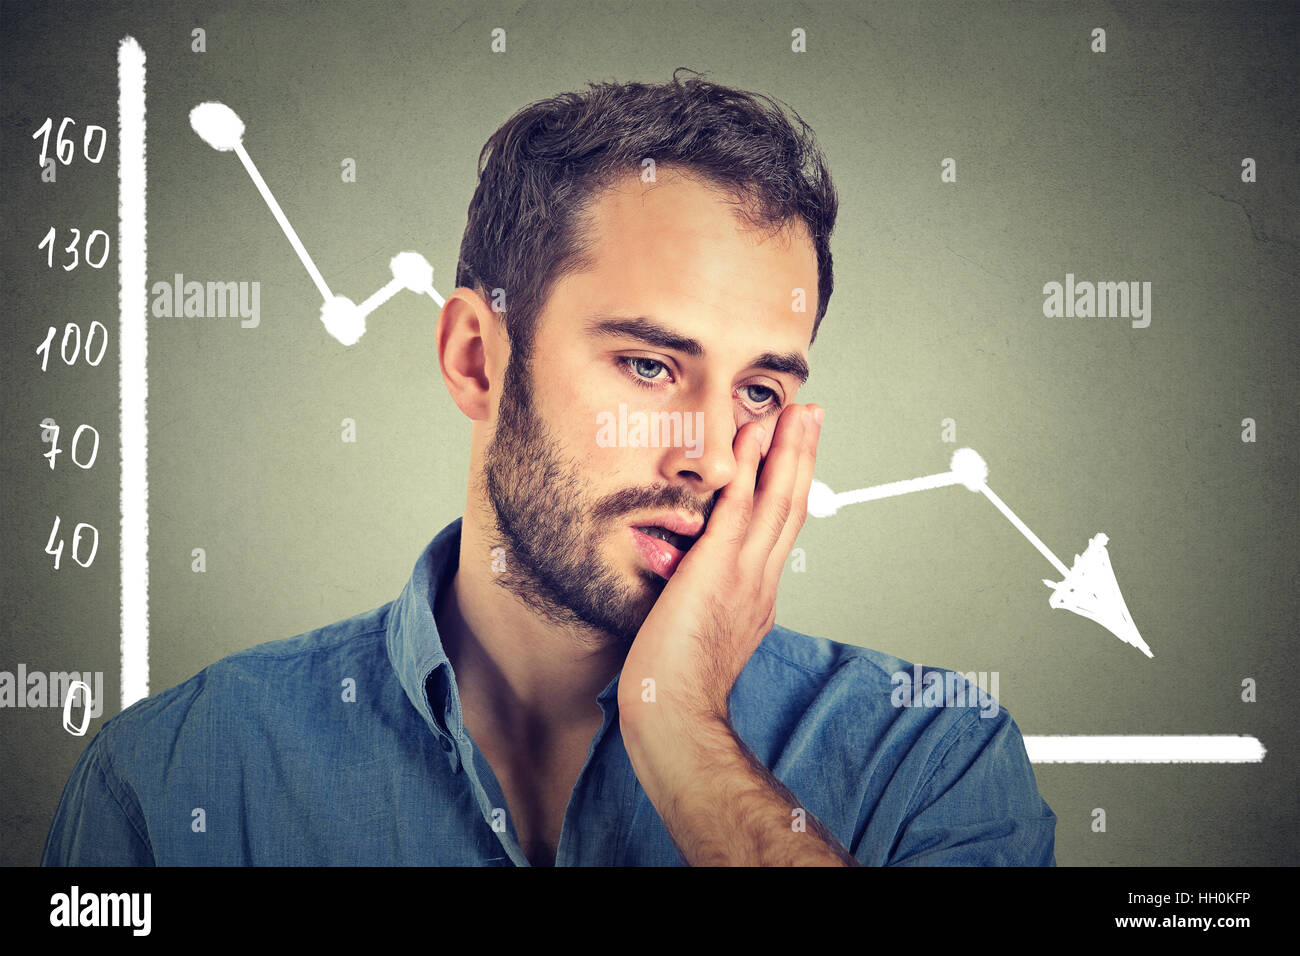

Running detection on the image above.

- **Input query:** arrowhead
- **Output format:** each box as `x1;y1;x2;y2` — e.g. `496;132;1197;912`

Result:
1044;533;1153;658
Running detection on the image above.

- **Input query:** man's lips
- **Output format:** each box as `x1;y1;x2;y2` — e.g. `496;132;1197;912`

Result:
628;513;705;580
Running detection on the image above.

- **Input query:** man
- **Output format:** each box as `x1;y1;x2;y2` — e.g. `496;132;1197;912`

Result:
43;71;1056;866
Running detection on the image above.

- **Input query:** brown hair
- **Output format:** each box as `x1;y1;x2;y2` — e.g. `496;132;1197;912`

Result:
455;68;838;359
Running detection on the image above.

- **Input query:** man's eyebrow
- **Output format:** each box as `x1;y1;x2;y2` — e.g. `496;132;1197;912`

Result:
585;315;704;356
583;314;810;386
749;350;810;386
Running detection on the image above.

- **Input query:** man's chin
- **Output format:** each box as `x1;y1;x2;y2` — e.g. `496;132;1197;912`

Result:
535;552;663;648
607;560;664;614
615;545;669;600
597;556;665;644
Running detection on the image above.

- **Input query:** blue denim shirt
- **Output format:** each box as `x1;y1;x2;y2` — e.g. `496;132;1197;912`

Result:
42;517;1056;866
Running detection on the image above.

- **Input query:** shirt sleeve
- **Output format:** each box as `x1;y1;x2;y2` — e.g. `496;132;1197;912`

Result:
41;736;155;866
876;710;1057;866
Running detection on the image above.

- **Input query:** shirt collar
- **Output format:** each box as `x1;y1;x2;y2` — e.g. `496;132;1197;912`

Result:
385;517;624;767
385;517;461;753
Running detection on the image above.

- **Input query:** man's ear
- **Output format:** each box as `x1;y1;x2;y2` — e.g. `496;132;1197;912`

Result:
436;288;500;421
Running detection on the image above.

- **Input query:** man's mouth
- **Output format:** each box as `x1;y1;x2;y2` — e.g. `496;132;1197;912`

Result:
633;525;696;552
628;516;704;580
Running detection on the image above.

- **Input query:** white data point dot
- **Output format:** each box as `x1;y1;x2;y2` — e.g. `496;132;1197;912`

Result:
320;296;365;346
950;447;988;491
189;102;244;151
390;251;435;293
807;479;838;517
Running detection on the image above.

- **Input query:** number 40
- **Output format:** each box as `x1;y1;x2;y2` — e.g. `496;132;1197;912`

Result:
45;515;99;570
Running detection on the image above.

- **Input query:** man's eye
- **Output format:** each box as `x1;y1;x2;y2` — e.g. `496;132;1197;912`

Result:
740;384;780;409
623;357;671;383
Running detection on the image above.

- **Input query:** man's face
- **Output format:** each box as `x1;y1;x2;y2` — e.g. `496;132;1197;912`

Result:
482;169;818;646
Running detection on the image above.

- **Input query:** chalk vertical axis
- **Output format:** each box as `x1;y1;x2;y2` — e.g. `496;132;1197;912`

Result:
119;37;148;710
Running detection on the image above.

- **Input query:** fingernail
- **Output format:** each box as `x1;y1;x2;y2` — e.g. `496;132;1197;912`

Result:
813;406;825;425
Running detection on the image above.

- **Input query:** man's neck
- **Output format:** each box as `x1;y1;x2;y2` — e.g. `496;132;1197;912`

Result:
436;511;626;742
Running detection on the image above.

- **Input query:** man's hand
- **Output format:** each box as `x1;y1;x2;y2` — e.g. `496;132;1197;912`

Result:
618;403;856;865
619;402;821;722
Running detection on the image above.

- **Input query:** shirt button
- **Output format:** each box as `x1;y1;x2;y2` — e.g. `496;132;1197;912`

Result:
440;737;452;751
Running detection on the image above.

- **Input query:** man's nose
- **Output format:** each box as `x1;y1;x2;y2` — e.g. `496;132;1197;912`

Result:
658;392;755;496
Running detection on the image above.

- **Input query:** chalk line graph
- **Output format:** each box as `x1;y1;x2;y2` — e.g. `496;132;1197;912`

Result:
809;449;1265;761
809;447;1152;658
107;54;1264;762
188;102;445;346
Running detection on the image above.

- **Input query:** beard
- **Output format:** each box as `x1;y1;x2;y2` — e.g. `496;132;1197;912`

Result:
480;349;712;648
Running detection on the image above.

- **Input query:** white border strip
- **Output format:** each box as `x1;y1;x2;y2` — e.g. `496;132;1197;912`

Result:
1024;735;1266;764
119;36;148;710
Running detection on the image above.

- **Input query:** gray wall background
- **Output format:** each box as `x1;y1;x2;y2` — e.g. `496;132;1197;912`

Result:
2;0;1296;865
